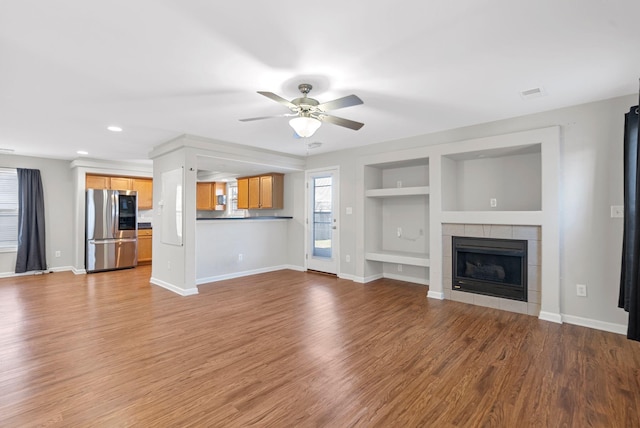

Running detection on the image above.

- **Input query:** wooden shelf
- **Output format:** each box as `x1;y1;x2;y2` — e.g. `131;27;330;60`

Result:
365;186;429;198
365;251;430;267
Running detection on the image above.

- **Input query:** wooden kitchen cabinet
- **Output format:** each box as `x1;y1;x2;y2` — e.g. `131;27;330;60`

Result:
237;178;249;209
85;175;110;189
196;182;227;210
109;177;133;191
137;229;152;264
133;178;153;210
86;175;153;210
237;173;284;210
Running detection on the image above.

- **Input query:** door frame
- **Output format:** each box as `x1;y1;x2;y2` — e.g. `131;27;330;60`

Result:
305;166;340;274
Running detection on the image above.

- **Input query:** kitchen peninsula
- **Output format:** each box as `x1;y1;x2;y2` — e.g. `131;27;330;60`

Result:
195;215;298;285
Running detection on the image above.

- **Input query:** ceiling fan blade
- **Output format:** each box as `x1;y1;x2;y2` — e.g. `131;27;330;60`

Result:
239;113;296;122
318;114;364;131
257;91;296;109
317;94;363;111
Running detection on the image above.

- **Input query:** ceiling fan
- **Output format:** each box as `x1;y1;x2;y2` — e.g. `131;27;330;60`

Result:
239;83;364;138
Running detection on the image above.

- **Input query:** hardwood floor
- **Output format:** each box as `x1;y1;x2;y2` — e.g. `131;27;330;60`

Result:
0;267;639;427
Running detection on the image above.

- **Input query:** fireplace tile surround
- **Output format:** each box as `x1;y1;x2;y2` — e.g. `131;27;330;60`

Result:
442;223;541;317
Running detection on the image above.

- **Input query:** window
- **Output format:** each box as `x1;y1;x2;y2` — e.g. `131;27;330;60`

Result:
0;168;18;250
227;183;246;217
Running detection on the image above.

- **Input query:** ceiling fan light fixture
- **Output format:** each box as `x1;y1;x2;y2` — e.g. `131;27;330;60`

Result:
289;116;321;138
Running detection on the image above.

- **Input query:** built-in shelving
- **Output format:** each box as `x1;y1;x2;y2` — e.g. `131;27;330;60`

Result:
441;144;542;212
365;186;429;198
365;250;430;267
363;157;430;285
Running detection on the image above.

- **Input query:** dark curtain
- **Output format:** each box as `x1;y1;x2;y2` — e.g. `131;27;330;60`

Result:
620;104;640;341
15;168;47;273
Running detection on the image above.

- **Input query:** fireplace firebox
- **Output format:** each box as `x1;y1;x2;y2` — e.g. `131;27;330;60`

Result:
452;236;527;301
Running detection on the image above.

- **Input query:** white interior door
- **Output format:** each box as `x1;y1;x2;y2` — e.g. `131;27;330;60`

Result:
306;169;339;274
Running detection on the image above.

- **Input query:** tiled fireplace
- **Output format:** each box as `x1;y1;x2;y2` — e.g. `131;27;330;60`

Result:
442;223;541;316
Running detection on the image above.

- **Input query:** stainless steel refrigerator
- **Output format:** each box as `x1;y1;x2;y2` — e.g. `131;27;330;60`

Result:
86;189;138;273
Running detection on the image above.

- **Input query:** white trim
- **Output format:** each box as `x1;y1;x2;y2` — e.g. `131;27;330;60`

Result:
562;314;627;335
427;290;445;300
304;167;340;275
538;311;563;324
362;273;384;283
285;264;306;272
150;277;199;296
196;265;296;285
72;267;87;275
49;266;75;273
0;270;45;278
382;272;429;285
338;273;357;281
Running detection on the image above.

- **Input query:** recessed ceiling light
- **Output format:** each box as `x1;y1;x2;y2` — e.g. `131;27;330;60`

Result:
77;150;89;155
107;125;123;132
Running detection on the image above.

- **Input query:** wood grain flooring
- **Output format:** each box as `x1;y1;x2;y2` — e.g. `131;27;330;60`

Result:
0;267;639;427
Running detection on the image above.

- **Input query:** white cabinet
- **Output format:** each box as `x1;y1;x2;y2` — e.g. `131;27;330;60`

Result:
363;159;430;284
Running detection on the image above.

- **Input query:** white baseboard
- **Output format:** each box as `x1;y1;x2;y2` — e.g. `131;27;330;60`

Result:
196;265;293;285
150;277;199;296
0;266;75;278
72;267;87;275
285;264;306;272
50;266;75;273
538;311;562;324
562;314;627;335
362;274;383;283
338;273;357;281
427;290;445;300
383;273;429;286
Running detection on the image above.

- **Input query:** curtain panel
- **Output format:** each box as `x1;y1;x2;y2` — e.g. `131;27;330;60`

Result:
620;104;640;341
15;168;47;273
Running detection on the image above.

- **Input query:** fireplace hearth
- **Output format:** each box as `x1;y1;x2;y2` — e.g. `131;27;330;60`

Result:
452;236;528;301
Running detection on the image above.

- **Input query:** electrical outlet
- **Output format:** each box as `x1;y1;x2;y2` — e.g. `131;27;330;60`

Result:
345;255;351;263
55;251;61;257
238;254;243;262
397;227;402;238
490;198;497;208
397;180;402;188
397;264;403;272
611;205;624;218
576;284;587;297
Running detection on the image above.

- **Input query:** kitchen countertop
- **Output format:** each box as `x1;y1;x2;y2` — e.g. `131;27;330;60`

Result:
138;222;153;229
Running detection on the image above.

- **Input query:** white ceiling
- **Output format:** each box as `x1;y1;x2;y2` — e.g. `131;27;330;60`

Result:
1;0;639;163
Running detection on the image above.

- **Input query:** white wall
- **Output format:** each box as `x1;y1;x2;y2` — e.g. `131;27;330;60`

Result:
0;155;75;275
196;219;293;283
306;93;636;328
453;152;542;211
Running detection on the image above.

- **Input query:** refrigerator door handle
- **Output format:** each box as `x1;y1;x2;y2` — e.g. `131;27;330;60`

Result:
89;238;137;244
112;191;118;237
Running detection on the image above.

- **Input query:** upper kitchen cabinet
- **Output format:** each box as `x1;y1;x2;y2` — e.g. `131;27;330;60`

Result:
196;182;227;211
237;173;284;210
237;178;249;209
86;174;153;210
132;178;153;210
85;175;110;189
109;177;133;191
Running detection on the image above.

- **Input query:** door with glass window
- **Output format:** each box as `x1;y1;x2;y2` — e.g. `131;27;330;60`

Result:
306;169;339;274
